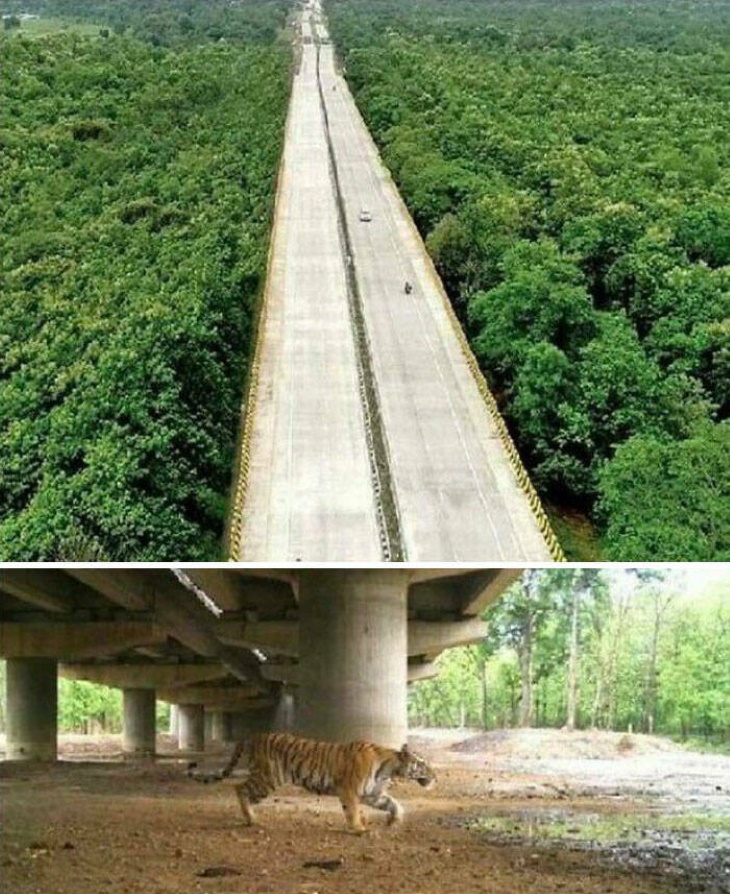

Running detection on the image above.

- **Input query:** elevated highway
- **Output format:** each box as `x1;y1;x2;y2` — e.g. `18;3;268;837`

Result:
1;567;519;758
232;1;562;562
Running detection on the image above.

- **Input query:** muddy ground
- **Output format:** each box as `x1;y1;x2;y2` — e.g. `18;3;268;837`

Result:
1;729;728;894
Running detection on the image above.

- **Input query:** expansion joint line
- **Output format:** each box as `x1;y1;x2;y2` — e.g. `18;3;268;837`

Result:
315;43;405;562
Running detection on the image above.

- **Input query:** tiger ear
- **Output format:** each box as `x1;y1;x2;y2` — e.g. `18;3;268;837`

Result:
399;743;411;755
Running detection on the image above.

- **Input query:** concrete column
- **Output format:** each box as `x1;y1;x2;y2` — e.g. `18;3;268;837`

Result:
122;689;156;755
210;711;233;743
169;704;179;736
274;687;296;732
178;704;204;751
228;690;294;740
298;570;409;747
6;658;58;761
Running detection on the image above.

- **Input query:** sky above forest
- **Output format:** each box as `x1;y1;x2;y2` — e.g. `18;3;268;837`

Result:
604;565;729;606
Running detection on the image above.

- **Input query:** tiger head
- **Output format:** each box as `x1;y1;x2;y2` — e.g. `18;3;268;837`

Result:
396;745;436;790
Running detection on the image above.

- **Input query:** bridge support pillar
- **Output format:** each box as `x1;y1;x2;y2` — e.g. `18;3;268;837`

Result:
298;571;409;748
6;658;57;760
169;704;179;737
122;689;156;755
210;711;233;743
228;689;295;739
178;704;204;751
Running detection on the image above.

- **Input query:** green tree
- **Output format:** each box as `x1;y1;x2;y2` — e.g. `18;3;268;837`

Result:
58;679;122;733
598;422;730;561
674;202;730;268
469;240;597;385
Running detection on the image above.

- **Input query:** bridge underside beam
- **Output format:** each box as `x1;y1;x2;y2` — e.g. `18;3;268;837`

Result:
408;618;489;660
260;659;437;685
0;622;167;660
217;618;488;661
60;663;227;690
158;685;267;709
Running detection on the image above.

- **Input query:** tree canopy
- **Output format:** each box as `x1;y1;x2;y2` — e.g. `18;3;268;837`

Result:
329;0;730;559
0;1;290;559
409;569;730;746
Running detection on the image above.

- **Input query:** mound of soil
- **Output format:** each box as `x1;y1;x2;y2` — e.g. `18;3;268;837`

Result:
449;728;682;760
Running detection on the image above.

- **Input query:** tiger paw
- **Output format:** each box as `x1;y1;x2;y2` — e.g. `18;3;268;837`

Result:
387;806;404;825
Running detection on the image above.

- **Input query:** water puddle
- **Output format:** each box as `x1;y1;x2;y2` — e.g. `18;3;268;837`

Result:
464;807;730;893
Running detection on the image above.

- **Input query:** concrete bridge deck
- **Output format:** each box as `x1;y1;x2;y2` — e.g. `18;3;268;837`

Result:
233;2;560;562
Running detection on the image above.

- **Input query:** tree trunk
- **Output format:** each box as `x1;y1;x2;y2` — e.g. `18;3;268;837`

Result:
565;586;581;731
606;592;631;730
643;592;674;733
518;614;534;728
590;672;603;729
480;659;489;730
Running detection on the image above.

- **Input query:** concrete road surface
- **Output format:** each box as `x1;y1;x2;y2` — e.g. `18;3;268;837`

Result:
235;4;556;561
238;34;382;561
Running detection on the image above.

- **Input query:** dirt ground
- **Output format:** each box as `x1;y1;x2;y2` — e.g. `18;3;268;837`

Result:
1;730;728;894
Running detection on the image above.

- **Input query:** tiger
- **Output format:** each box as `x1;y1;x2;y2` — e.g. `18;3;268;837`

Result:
187;731;435;833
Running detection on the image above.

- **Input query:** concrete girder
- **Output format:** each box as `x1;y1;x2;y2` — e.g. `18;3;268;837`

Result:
408;569;520;619
260;663;300;684
408;569;482;585
13;568;267;690
148;578;268;690
216;620;299;657
66;569;151;611
218;618;488;661
459;570;522;616
60;663;228;690
157;685;264;708
0;568;271;692
408;618;488;660
260;660;438;685
0;569;80;613
0;622;167;660
407;661;439;683
184;570;297;612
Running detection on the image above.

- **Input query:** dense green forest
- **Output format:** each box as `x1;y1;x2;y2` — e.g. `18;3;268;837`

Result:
328;0;730;560
409;569;730;747
1;0;291;45
0;0;290;559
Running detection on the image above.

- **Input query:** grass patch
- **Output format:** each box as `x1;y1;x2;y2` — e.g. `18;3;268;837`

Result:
468;809;730;846
545;504;604;561
671;737;730;756
2;17;104;38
